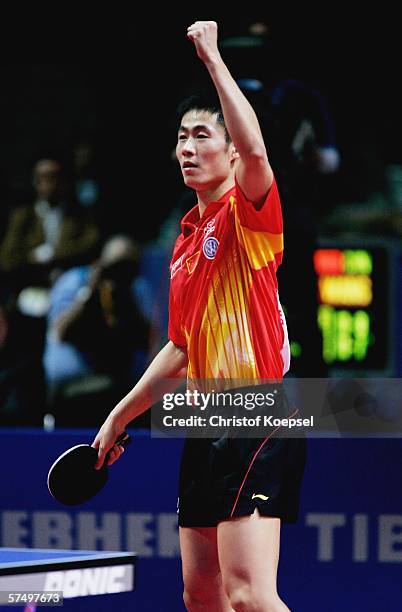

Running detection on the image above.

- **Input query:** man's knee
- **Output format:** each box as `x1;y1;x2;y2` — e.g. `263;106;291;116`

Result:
183;588;205;611
183;570;222;610
225;583;285;612
183;589;216;611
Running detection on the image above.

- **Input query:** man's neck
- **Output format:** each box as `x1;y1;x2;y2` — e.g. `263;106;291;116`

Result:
196;175;235;217
35;197;60;210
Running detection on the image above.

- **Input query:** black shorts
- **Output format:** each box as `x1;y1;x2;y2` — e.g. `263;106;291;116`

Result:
178;434;307;528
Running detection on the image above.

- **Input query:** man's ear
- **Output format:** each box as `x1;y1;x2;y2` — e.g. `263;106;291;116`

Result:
230;146;240;161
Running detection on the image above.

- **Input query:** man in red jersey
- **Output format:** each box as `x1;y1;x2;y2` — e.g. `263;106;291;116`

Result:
93;21;305;611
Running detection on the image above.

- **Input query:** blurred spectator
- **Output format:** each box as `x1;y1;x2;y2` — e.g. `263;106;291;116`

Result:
0;289;46;426
221;22;341;375
43;235;153;426
265;77;340;376
0;158;101;303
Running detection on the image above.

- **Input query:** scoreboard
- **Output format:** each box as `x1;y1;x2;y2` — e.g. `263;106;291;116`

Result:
314;238;398;375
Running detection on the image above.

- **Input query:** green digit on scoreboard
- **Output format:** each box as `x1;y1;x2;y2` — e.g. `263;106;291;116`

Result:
344;249;373;274
318;305;337;363
337;310;353;361
353;310;370;360
318;306;371;364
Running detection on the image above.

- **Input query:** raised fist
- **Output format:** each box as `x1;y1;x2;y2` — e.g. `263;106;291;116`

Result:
187;21;220;63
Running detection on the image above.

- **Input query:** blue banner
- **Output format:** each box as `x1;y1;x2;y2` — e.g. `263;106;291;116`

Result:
0;429;401;611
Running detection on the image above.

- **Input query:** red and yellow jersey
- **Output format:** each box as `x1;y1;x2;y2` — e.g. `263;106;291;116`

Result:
168;178;285;383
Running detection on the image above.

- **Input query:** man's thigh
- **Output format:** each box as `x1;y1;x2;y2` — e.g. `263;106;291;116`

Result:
179;526;220;579
217;510;281;590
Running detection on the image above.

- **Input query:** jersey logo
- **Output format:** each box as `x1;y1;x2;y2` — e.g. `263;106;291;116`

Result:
251;493;269;501
203;237;219;260
203;219;216;237
186;251;200;275
170;254;184;279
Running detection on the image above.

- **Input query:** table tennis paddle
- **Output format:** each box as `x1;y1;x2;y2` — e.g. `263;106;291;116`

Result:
47;431;131;506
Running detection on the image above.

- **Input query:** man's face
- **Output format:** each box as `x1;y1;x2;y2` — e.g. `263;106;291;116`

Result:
33;160;62;202
176;110;234;190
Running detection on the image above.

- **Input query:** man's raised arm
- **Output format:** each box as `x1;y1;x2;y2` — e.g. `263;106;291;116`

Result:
187;20;273;208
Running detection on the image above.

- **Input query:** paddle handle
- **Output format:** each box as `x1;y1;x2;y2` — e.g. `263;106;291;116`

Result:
113;431;132;448
95;431;132;469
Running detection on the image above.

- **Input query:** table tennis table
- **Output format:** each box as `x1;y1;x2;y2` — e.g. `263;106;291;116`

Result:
0;548;136;609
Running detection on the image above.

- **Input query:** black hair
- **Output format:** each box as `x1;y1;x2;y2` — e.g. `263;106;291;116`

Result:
176;92;231;143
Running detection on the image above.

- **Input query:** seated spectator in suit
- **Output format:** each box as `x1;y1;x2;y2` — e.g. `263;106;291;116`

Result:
0;158;101;301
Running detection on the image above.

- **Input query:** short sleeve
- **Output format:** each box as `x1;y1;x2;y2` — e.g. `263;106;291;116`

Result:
234;176;283;233
231;178;284;270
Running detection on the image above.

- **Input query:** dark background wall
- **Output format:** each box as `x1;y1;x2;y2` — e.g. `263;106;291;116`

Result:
0;10;400;240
